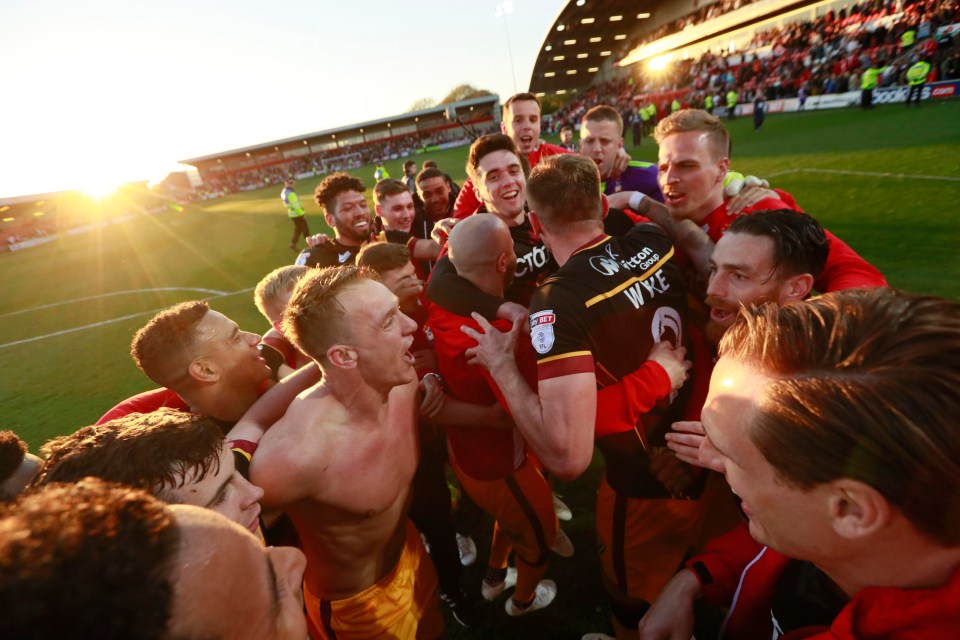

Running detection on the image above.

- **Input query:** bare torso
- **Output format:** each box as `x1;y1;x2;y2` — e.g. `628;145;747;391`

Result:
252;378;420;600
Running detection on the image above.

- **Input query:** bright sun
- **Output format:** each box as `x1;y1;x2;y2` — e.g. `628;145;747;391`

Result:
82;180;120;200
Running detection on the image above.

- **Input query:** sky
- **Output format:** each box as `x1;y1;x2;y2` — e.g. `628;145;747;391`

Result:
0;0;566;198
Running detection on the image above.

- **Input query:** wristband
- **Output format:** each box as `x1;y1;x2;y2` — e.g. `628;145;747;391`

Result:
628;191;646;211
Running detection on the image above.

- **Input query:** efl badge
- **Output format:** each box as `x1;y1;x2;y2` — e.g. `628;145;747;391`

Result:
530;310;556;355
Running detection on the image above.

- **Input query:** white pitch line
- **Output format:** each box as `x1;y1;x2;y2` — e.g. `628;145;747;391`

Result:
767;168;960;182
0;287;254;350
0;287;228;319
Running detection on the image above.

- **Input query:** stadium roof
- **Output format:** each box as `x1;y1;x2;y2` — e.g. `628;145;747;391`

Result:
530;0;819;95
530;0;660;95
178;94;500;166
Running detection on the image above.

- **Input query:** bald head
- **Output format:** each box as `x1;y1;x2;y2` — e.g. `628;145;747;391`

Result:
448;214;516;293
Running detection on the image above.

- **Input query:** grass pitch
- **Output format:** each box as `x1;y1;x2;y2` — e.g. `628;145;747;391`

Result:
0;100;958;638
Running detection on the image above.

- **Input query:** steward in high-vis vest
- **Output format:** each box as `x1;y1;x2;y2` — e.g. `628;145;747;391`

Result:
860;64;887;109
642;104;656;136
901;27;917;50
671;98;681;113
704;94;714;114
726;89;738;119
281;179;310;251
906;58;932;107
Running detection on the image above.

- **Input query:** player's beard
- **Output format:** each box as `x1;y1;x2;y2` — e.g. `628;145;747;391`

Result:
703;294;738;347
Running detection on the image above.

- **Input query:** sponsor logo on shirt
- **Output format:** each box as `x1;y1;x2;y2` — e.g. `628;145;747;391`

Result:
516;244;549;278
530;309;556;355
338;251;352;263
589;243;661;276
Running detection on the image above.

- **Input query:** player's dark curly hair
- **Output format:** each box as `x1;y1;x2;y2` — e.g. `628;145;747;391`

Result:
465;133;530;184
315;172;366;215
37;408;224;502
0;478;179;639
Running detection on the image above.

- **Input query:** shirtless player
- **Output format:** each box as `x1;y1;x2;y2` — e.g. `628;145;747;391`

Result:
250;266;444;640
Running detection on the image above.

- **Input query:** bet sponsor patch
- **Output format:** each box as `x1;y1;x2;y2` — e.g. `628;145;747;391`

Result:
530;309;556;355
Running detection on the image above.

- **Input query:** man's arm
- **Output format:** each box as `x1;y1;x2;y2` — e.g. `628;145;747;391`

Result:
411;238;441;261
426;255;506;320
227;363;323;444
607;192;715;284
637;569;701;640
426;393;515;431
462;314;596;480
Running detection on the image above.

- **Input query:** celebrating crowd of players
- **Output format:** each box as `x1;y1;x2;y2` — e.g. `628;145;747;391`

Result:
2;90;959;640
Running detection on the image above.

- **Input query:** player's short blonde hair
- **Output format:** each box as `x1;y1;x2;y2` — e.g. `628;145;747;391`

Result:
254;265;310;323
653;109;730;161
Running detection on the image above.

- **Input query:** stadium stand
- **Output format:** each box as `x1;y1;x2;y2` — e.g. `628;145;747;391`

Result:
538;0;959;131
179;95;500;200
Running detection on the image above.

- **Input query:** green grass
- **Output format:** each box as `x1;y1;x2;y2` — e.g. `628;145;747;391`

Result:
1;101;958;638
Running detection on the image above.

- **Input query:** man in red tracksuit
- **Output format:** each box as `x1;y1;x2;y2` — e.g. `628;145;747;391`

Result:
639;289;960;639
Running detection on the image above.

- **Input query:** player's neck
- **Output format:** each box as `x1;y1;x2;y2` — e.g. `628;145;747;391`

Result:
549;225;604;267
462;270;504;299
819;531;960;597
185;383;258;423
333;233;364;248
325;370;392;419
693;190;726;224
490;208;525;228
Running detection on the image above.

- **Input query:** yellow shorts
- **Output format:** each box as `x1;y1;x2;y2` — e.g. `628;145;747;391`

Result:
454;459;557;564
304;521;444;640
596;474;706;605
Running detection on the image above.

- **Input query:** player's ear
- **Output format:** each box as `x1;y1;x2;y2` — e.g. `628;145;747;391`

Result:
780;273;815;303
500;120;508;136
828;479;890;541
529;211;543;237
327;344;357;369
472;180;484;202
324;211;336;228
600;193;610;219
188;358;218;383
716;157;730;183
496;251;510;274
